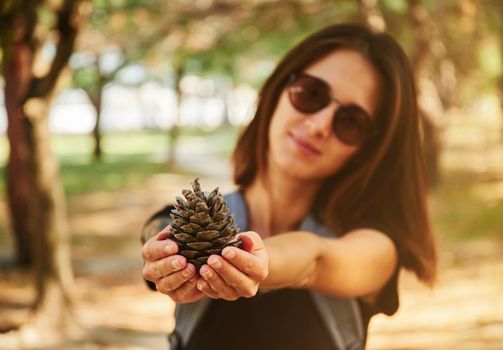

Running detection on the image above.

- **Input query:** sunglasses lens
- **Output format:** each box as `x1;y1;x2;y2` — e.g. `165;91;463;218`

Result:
288;73;375;146
333;107;373;146
288;75;330;113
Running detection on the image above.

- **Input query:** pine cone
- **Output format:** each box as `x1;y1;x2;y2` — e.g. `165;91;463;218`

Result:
170;178;241;271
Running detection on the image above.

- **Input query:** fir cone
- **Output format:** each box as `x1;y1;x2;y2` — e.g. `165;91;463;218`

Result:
170;178;241;271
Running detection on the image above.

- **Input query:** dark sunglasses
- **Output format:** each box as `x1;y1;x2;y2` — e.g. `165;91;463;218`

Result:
286;73;377;146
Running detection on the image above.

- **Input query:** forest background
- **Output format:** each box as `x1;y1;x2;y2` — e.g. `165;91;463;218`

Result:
0;0;502;349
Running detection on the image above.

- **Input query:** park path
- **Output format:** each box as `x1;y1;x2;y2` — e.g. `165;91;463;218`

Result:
1;142;502;349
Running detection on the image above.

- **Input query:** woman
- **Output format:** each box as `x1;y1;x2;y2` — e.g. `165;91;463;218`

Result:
141;23;437;350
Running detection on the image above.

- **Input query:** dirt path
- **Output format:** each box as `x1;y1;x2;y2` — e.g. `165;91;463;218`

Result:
1;150;502;349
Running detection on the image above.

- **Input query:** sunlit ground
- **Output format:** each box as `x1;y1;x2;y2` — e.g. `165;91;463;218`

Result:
0;118;502;349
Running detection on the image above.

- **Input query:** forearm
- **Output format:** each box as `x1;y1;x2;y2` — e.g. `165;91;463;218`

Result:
261;231;323;291
260;229;398;298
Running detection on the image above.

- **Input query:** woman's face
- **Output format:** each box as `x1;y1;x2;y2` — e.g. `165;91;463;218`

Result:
267;48;382;181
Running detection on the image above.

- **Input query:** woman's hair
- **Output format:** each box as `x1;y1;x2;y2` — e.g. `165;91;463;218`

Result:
232;23;437;285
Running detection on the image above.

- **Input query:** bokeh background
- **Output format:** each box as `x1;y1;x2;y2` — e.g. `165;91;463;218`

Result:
0;0;502;349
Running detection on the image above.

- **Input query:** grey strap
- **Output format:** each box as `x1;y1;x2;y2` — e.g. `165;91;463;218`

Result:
300;215;365;350
173;298;209;348
225;189;249;231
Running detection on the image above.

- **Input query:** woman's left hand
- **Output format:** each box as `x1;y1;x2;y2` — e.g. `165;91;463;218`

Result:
196;231;268;300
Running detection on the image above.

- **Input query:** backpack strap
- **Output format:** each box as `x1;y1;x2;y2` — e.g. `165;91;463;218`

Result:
300;215;365;350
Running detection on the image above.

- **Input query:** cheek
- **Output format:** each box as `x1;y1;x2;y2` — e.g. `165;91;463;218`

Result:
268;95;296;143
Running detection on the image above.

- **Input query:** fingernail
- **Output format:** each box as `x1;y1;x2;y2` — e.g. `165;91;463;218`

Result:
182;267;193;277
164;242;176;254
197;282;205;290
201;268;212;279
223;249;236;260
208;256;222;269
171;258;181;269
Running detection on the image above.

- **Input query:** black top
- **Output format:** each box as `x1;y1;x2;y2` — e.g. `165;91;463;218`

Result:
186;289;335;350
185;270;399;350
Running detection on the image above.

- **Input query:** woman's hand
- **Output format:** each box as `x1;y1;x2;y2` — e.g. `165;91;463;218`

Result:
141;226;204;304
196;231;269;300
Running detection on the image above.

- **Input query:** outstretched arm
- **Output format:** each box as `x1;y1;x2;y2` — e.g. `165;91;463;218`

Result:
263;229;398;298
202;228;397;300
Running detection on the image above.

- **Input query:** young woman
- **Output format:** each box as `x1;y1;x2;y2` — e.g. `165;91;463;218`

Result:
141;23;437;350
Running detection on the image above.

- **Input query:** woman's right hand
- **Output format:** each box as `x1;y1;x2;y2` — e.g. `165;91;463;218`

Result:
141;225;204;303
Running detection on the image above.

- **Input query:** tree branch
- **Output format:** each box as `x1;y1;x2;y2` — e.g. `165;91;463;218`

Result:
29;0;88;98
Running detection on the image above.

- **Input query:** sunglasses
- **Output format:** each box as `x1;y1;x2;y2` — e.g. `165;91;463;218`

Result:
286;73;377;146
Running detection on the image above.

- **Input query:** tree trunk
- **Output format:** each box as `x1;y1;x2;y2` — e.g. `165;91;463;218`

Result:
0;0;86;345
92;99;103;162
407;0;443;188
4;41;34;267
168;64;185;167
3;37;77;347
89;71;104;162
499;76;503;142
499;36;503;142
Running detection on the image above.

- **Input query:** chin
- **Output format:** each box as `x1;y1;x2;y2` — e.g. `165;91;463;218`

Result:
276;159;327;181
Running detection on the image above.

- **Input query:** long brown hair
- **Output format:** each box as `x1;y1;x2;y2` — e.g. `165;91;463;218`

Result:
232;23;437;285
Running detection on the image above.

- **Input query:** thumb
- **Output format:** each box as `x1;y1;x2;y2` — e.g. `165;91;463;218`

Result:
236;231;264;253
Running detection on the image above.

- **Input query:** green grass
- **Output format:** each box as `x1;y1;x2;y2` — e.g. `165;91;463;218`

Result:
0;127;239;198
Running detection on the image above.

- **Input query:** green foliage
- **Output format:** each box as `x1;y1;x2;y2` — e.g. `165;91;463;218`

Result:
381;0;407;14
73;65;100;93
478;38;502;78
189;1;360;87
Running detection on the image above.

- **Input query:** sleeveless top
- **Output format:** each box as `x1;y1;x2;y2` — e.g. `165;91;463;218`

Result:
142;190;400;350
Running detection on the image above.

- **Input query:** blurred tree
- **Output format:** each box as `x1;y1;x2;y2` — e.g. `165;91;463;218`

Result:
405;0;445;188
72;0;240;162
73;0;345;164
480;0;503;138
358;0;386;31
187;0;353;129
0;0;88;344
168;52;184;167
72;50;127;162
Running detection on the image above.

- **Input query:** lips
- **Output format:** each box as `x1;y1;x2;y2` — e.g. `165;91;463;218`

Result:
289;132;321;156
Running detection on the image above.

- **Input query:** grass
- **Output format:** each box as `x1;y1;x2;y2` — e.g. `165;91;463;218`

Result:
0;126;239;197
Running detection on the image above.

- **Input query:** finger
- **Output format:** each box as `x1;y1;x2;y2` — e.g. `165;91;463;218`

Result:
221;245;268;281
143;255;187;282
199;265;238;300
168;276;204;304
157;224;173;239
156;263;196;293
236;231;265;252
141;236;178;262
196;277;221;299
207;255;257;298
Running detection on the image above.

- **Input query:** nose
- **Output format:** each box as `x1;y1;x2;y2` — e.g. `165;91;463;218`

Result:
304;103;338;139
